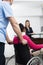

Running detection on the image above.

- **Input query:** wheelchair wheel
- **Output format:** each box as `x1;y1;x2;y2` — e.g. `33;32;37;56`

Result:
5;55;16;65
27;56;42;65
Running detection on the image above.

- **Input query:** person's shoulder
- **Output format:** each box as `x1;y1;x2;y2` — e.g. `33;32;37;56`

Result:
2;1;9;4
2;1;10;7
0;1;7;5
30;27;32;28
29;27;32;29
2;1;12;12
0;1;8;8
0;1;3;6
0;1;5;9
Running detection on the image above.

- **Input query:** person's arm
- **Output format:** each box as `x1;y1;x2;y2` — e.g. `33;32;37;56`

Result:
3;3;27;45
8;17;27;45
23;35;43;50
13;35;43;50
6;32;13;44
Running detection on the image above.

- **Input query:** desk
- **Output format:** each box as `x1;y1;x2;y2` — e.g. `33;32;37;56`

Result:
30;33;43;44
30;33;43;38
32;38;43;44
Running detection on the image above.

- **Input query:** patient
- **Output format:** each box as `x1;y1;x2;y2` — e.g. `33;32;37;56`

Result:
13;23;43;50
13;23;43;65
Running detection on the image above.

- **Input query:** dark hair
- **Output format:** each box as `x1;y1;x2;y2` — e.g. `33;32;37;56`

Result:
25;20;30;23
19;23;25;32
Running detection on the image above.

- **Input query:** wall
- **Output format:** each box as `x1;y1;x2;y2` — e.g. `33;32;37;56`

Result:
40;17;43;27
11;2;42;16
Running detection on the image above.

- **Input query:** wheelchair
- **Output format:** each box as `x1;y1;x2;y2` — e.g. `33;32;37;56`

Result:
6;54;42;65
27;56;42;65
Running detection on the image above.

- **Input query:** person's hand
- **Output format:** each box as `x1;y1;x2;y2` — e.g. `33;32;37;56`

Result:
8;42;13;45
8;41;13;45
21;39;27;45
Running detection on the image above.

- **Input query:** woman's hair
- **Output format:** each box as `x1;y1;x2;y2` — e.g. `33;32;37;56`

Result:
25;20;30;27
19;23;25;32
25;20;30;23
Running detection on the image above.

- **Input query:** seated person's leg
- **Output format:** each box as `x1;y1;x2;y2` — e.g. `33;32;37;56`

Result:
30;48;43;56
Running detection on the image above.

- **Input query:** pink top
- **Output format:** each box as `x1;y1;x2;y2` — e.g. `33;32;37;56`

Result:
13;35;43;50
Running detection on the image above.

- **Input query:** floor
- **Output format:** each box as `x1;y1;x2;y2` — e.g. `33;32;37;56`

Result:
6;57;15;65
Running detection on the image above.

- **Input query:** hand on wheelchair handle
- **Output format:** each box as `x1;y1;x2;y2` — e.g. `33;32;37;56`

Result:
8;42;14;45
